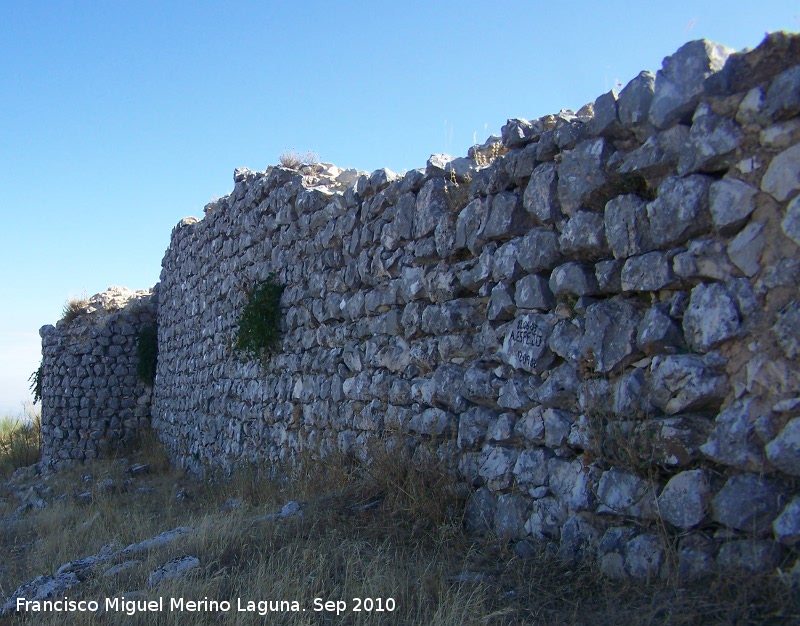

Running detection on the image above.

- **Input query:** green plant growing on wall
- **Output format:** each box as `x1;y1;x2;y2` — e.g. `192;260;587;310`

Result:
136;324;158;386
234;274;284;366
28;363;43;404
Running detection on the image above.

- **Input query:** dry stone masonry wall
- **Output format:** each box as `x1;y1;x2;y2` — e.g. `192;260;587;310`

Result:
40;32;800;579
39;288;156;468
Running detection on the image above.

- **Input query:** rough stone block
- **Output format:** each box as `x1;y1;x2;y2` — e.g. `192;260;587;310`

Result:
765;417;800;476
516;228;561;273
549;262;599;297
774;497;800;546
557;138;613;214
523;161;562;223
647;174;713;247
525;497;567;540
617;71;655;130
677;103;744;175
700;399;768;471
712;474;785;534
727;221;765;277
515;274;555;311
657;469;711;529
649;352;728;414
761;143;800;202
763;63;800;122
583;297;641;373
683;282;741;352
483;191;530;240
604;194;653;259
621;251;677;291
709;177;759;235
596;468;659;520
559;210;609;259
782;195;800;246
649;39;733;129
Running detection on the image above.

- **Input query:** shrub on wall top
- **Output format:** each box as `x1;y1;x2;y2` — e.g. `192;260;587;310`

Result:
235;274;284;366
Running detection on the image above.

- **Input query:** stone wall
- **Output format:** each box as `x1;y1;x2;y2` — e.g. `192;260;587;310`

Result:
39;287;156;469
38;32;800;578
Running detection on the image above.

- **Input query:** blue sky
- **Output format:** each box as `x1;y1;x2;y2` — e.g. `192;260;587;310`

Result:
1;1;798;416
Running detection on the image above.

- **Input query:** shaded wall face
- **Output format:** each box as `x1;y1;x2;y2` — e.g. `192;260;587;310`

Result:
39;296;156;470
152;35;800;574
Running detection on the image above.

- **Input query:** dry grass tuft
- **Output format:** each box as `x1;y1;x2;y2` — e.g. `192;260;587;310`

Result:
61;295;90;325
278;150;319;170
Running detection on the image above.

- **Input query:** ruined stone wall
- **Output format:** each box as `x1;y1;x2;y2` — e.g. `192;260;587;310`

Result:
149;32;800;577
39;287;156;469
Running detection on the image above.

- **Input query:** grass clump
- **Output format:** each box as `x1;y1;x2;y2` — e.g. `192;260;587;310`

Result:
136;324;158;386
61;295;89;325
278;150;318;170
234;274;284;367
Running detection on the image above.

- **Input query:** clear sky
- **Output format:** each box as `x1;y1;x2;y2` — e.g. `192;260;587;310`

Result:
0;1;797;417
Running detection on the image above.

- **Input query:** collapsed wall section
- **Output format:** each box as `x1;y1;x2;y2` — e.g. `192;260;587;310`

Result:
152;33;800;577
39;287;156;469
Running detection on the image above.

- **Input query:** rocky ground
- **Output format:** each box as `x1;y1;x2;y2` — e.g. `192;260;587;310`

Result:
1;434;798;625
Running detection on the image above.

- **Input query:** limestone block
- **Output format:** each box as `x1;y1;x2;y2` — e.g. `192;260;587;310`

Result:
557;137;613;214
700;399;768;471
494;493;530;540
774;496;800;546
649;352;728;414
709;177;759;236
673;239;737;281
657;469;711;529
483;191;530;240
617;125;688;177
590;89;622;137
763;63;800;122
525;497;567;540
683;282;741;352
558;515;600;563
604;194;653;259
559;210;609;259
677;103;744;175
454;198;488;254
523;161;562;224
765;417;800;476
716;540;783;573
516;228;561;273
647;174;713;247
549;262;599;297
761;143;800;202
595;259;623;293
514;274;555;311
548;458;594;511
583;297;641;373
617;71;655;130
711;474;784;534
478;447;519;490
513;447;551;489
501;117;538;148
649;39;732;129
464;487;496;535
727;221;765;277
636;303;684;355
621;251;677;291
781;195;800;246
596;468;659;520
624;534;663;580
